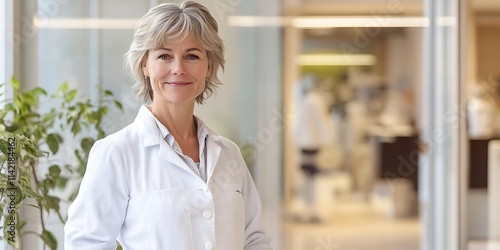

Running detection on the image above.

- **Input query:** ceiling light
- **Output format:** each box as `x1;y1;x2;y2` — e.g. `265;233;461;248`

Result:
226;16;289;27
297;54;376;66
34;17;138;29
227;16;456;28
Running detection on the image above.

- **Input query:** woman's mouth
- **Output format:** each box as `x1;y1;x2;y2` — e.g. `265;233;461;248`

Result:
166;81;191;86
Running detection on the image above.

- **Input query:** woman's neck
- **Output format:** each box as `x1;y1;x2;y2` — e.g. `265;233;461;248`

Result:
150;101;197;140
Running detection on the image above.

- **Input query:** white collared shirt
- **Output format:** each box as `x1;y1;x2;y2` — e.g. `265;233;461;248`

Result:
152;114;208;182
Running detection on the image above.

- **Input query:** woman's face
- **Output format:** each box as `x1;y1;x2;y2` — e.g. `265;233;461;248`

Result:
143;33;210;105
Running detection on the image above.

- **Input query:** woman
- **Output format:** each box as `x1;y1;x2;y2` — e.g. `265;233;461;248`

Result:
64;1;271;249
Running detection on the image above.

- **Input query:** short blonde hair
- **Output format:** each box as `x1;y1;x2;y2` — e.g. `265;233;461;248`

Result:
124;1;225;104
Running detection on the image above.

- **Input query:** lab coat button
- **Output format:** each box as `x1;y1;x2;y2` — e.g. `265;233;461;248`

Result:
204;241;213;250
203;210;213;219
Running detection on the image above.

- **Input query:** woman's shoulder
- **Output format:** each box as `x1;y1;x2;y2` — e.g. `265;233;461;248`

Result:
92;122;139;151
195;117;245;157
215;134;239;149
201;123;238;149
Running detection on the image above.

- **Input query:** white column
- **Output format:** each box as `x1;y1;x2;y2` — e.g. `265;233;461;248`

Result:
255;1;283;249
421;0;462;249
17;0;41;250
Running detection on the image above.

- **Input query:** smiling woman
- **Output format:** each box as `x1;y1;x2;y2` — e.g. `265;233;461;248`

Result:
142;35;210;106
124;2;224;105
64;1;271;250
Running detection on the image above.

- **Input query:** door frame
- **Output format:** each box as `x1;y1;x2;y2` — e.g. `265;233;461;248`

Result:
421;0;467;249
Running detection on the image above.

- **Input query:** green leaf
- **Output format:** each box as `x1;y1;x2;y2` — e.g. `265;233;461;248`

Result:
58;82;69;92
0;108;8;119
10;76;20;90
23;141;40;158
64;164;74;173
71;122;81;135
40;230;57;250
114;100;123;110
48;165;61;178
98;130;105;139
31;87;47;97
17;181;42;199
46;133;62;155
42;178;56;192
77;162;86;176
98;106;109;116
44;195;60;213
57;177;69;189
80;137;95;153
0;139;9;155
104;90;113;96
66;89;78;102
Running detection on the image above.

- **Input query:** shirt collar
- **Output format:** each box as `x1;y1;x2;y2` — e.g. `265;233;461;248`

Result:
135;105;219;148
150;110;209;148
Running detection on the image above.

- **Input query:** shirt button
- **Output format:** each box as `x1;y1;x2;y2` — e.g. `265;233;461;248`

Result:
203;210;213;219
204;241;214;250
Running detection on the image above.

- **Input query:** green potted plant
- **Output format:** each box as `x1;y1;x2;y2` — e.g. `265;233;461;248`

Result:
0;77;122;249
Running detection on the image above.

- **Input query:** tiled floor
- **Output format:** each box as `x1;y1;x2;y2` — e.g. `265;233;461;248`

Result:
283;195;421;250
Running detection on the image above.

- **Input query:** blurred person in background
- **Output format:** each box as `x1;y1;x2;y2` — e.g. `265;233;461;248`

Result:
64;1;271;249
291;76;337;223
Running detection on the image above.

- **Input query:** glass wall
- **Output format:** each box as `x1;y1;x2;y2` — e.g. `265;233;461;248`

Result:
281;0;425;248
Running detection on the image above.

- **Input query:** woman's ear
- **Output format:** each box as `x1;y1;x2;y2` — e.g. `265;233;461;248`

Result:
141;54;149;76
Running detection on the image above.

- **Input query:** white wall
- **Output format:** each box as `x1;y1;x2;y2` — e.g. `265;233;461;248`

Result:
385;28;423;128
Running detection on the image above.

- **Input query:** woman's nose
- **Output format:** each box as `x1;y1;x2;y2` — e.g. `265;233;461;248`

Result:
171;59;186;75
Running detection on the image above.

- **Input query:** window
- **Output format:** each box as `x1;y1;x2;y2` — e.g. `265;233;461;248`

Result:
0;0;14;107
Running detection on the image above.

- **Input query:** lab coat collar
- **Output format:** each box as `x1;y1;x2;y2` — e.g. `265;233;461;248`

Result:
205;134;221;182
135;105;222;146
193;117;222;182
135;105;163;148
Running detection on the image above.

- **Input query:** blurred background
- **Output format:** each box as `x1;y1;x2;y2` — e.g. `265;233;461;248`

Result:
2;0;500;249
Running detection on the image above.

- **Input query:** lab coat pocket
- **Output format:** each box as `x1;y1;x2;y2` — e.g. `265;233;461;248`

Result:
141;188;192;250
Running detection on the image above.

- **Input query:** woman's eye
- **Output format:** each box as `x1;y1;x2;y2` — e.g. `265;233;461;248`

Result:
186;54;199;60
158;54;170;60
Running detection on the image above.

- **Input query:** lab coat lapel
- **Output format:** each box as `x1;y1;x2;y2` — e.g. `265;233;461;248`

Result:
135;105;196;176
206;135;221;182
158;140;196;175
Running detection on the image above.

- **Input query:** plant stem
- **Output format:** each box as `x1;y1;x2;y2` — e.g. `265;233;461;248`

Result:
30;163;47;250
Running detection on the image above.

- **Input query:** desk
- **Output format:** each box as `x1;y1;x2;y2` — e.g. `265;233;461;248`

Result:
372;136;419;191
372;137;498;190
469;138;499;188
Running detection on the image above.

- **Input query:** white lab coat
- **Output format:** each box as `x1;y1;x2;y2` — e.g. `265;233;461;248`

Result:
64;106;271;250
294;90;335;149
